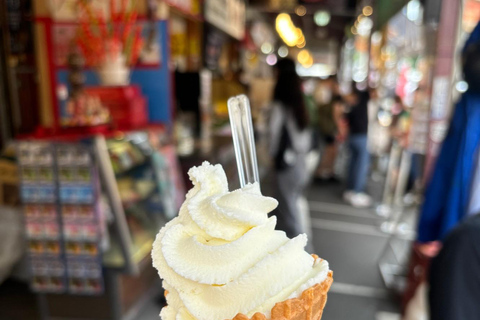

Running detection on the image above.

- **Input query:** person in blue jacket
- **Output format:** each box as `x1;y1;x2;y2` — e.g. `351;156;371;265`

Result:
420;21;480;320
417;22;480;243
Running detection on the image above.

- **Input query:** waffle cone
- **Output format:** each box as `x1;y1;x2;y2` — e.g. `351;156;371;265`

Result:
230;270;333;320
164;256;333;320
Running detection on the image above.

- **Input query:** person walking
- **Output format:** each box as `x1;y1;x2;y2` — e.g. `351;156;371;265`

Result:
343;86;372;208
316;95;346;182
269;58;312;240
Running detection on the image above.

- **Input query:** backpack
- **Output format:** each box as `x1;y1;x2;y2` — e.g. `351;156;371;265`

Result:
274;120;295;171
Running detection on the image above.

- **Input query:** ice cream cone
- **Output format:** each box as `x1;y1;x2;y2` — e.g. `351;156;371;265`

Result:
155;163;333;320
230;270;333;320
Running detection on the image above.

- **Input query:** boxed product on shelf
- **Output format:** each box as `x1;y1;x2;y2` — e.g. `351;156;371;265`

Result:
17;141;105;295
18;142;67;293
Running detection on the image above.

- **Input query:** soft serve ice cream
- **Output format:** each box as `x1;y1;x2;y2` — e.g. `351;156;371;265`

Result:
152;162;331;320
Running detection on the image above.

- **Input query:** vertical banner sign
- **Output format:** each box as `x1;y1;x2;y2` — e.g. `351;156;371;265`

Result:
423;0;461;181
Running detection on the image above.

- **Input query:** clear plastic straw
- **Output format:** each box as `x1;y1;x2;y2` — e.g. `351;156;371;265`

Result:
227;94;260;188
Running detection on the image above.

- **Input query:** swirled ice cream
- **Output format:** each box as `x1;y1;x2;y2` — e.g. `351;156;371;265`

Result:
152;162;331;320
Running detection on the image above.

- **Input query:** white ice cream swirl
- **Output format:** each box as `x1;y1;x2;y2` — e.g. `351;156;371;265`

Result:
152;162;329;320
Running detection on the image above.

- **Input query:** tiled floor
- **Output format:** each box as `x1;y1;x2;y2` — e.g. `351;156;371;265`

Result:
307;182;402;320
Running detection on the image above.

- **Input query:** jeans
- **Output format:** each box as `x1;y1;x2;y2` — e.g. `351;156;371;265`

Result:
347;134;370;192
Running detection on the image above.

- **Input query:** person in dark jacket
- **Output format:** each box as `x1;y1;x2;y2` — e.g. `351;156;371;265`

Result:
343;86;372;208
429;214;480;320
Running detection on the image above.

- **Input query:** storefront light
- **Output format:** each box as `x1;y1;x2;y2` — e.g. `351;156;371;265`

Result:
295;5;307;17
362;6;373;17
357;17;373;36
266;54;278;66
371;31;382;44
296;39;306;48
297;49;311;65
353;71;367;83
303;59;313;68
314;11;331;27
296;63;333;77
378;110;393;127
406;0;421;22
351;26;358;35
276;13;304;47
261;42;273;54
278;46;289;58
456;80;469;93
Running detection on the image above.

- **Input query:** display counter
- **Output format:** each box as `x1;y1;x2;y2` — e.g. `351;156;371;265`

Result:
16;127;183;320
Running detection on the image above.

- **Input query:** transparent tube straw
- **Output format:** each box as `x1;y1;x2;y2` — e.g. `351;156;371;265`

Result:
228;94;260;188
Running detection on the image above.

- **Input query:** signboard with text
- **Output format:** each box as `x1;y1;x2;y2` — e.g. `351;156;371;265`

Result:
205;0;245;40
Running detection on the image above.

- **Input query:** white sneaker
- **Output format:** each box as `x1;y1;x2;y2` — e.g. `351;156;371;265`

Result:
343;191;354;202
348;192;372;208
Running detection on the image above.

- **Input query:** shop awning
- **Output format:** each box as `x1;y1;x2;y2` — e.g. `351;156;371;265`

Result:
375;0;410;29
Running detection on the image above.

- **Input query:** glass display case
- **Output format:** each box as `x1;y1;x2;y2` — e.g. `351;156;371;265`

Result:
94;130;183;274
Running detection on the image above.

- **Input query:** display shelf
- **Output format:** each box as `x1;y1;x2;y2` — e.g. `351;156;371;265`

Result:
114;160;150;177
94;131;179;275
102;228;156;269
19;128;181;320
120;185;157;209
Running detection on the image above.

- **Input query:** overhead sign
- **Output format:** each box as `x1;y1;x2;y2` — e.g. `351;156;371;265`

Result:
205;0;245;40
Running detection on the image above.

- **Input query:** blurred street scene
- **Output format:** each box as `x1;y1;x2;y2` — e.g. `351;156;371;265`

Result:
0;0;479;319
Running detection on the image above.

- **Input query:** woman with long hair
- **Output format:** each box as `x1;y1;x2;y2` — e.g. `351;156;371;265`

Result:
269;58;312;240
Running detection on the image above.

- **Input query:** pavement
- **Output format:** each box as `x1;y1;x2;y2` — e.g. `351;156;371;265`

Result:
306;181;402;320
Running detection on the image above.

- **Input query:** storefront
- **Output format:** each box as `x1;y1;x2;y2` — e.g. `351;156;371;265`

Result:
0;1;185;319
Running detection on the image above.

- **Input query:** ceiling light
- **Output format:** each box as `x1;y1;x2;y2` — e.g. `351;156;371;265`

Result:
362;6;373;17
314;11;331;27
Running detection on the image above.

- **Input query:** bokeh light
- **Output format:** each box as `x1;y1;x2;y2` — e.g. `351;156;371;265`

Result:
314;11;331;27
260;43;273;54
278;46;289;58
295;5;307;17
362;6;373;17
266;54;278;66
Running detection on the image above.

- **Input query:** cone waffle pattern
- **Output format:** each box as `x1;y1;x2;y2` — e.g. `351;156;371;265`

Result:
163;256;333;320
230;270;333;320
